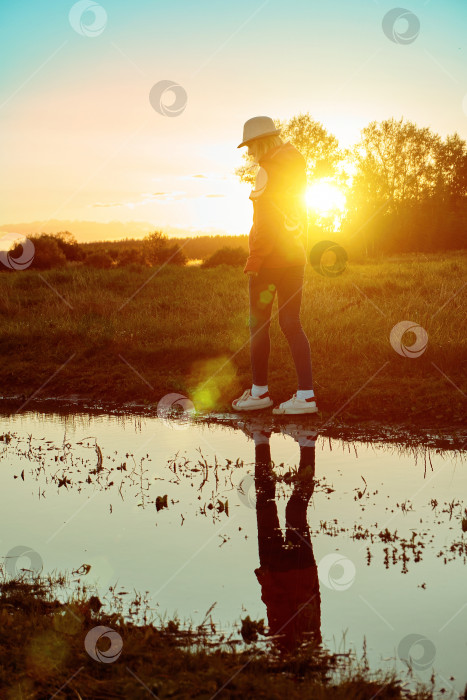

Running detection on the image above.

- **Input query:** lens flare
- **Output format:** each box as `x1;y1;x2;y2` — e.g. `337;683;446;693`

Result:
189;356;238;411
305;180;346;216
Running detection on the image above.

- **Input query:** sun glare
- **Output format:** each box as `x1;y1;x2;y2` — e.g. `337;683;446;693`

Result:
305;180;346;216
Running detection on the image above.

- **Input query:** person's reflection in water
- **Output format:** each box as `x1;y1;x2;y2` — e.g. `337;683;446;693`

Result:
248;422;321;653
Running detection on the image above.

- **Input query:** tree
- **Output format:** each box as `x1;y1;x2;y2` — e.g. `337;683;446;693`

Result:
435;132;467;206
235;113;343;239
235;113;341;186
277;113;341;181
143;231;168;264
343;118;467;254
142;231;186;266
349;118;441;215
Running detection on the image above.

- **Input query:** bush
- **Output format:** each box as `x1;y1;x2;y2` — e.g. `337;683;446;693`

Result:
54;231;84;262
5;235;67;270
116;248;146;267
202;246;246;268
85;251;113;269
0;232;85;271
158;243;187;266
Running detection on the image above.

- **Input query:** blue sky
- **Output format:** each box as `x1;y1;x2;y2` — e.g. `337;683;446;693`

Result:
1;0;466;236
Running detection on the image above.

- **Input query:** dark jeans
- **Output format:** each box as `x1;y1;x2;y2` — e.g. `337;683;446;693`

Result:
249;265;313;389
255;442;316;571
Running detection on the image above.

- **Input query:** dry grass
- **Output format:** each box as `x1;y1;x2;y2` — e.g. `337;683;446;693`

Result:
0;574;437;699
0;250;465;428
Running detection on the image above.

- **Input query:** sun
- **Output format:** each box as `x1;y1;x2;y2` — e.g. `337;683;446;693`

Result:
305;180;346;216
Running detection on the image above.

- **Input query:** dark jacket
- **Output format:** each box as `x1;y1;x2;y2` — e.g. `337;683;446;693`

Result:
244;141;308;274
255;565;321;652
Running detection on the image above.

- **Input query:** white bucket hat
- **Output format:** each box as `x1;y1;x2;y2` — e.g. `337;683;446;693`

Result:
237;116;281;148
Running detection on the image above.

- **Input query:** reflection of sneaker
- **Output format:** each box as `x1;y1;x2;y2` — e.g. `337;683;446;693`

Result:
232;389;273;412
238;416;272;442
273;393;318;415
280;423;319;443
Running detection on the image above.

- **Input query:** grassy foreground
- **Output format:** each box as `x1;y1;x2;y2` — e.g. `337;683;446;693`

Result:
0;251;465;429
0;575;437;700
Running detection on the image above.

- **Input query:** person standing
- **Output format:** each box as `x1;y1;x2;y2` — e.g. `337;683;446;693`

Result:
232;116;318;415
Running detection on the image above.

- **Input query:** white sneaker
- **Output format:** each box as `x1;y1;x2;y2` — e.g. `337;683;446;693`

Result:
272;393;318;415
232;388;273;412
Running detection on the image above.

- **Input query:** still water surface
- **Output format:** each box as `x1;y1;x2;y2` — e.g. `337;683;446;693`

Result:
1;411;466;697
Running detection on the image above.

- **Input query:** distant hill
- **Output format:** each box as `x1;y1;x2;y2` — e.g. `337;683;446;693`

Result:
0;220;230;243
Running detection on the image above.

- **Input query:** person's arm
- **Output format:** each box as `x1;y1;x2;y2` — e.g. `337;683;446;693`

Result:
243;167;276;274
243;217;274;273
244;224;259;275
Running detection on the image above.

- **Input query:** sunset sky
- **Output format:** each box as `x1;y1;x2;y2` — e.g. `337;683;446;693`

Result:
1;0;466;239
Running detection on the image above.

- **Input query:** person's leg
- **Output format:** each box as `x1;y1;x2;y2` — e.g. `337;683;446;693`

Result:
284;444;316;567
254;441;284;569
276;266;313;391
249;271;276;387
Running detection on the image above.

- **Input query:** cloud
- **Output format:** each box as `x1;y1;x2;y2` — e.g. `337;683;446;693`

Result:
179;173;232;182
149;191;186;201
91;191;188;209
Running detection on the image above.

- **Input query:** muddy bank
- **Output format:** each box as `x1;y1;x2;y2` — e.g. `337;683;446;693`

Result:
0;393;465;449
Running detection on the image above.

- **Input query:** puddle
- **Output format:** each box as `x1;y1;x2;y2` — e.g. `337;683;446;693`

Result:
1;410;466;698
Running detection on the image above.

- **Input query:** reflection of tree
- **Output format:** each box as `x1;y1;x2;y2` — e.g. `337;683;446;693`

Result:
253;437;321;653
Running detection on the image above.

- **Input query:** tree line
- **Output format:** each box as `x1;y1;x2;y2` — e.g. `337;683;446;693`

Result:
0;231;251;271
237;113;467;255
0;231;187;271
2;112;465;270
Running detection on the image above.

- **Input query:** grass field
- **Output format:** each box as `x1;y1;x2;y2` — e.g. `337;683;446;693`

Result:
0;251;465;429
0;575;437;699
